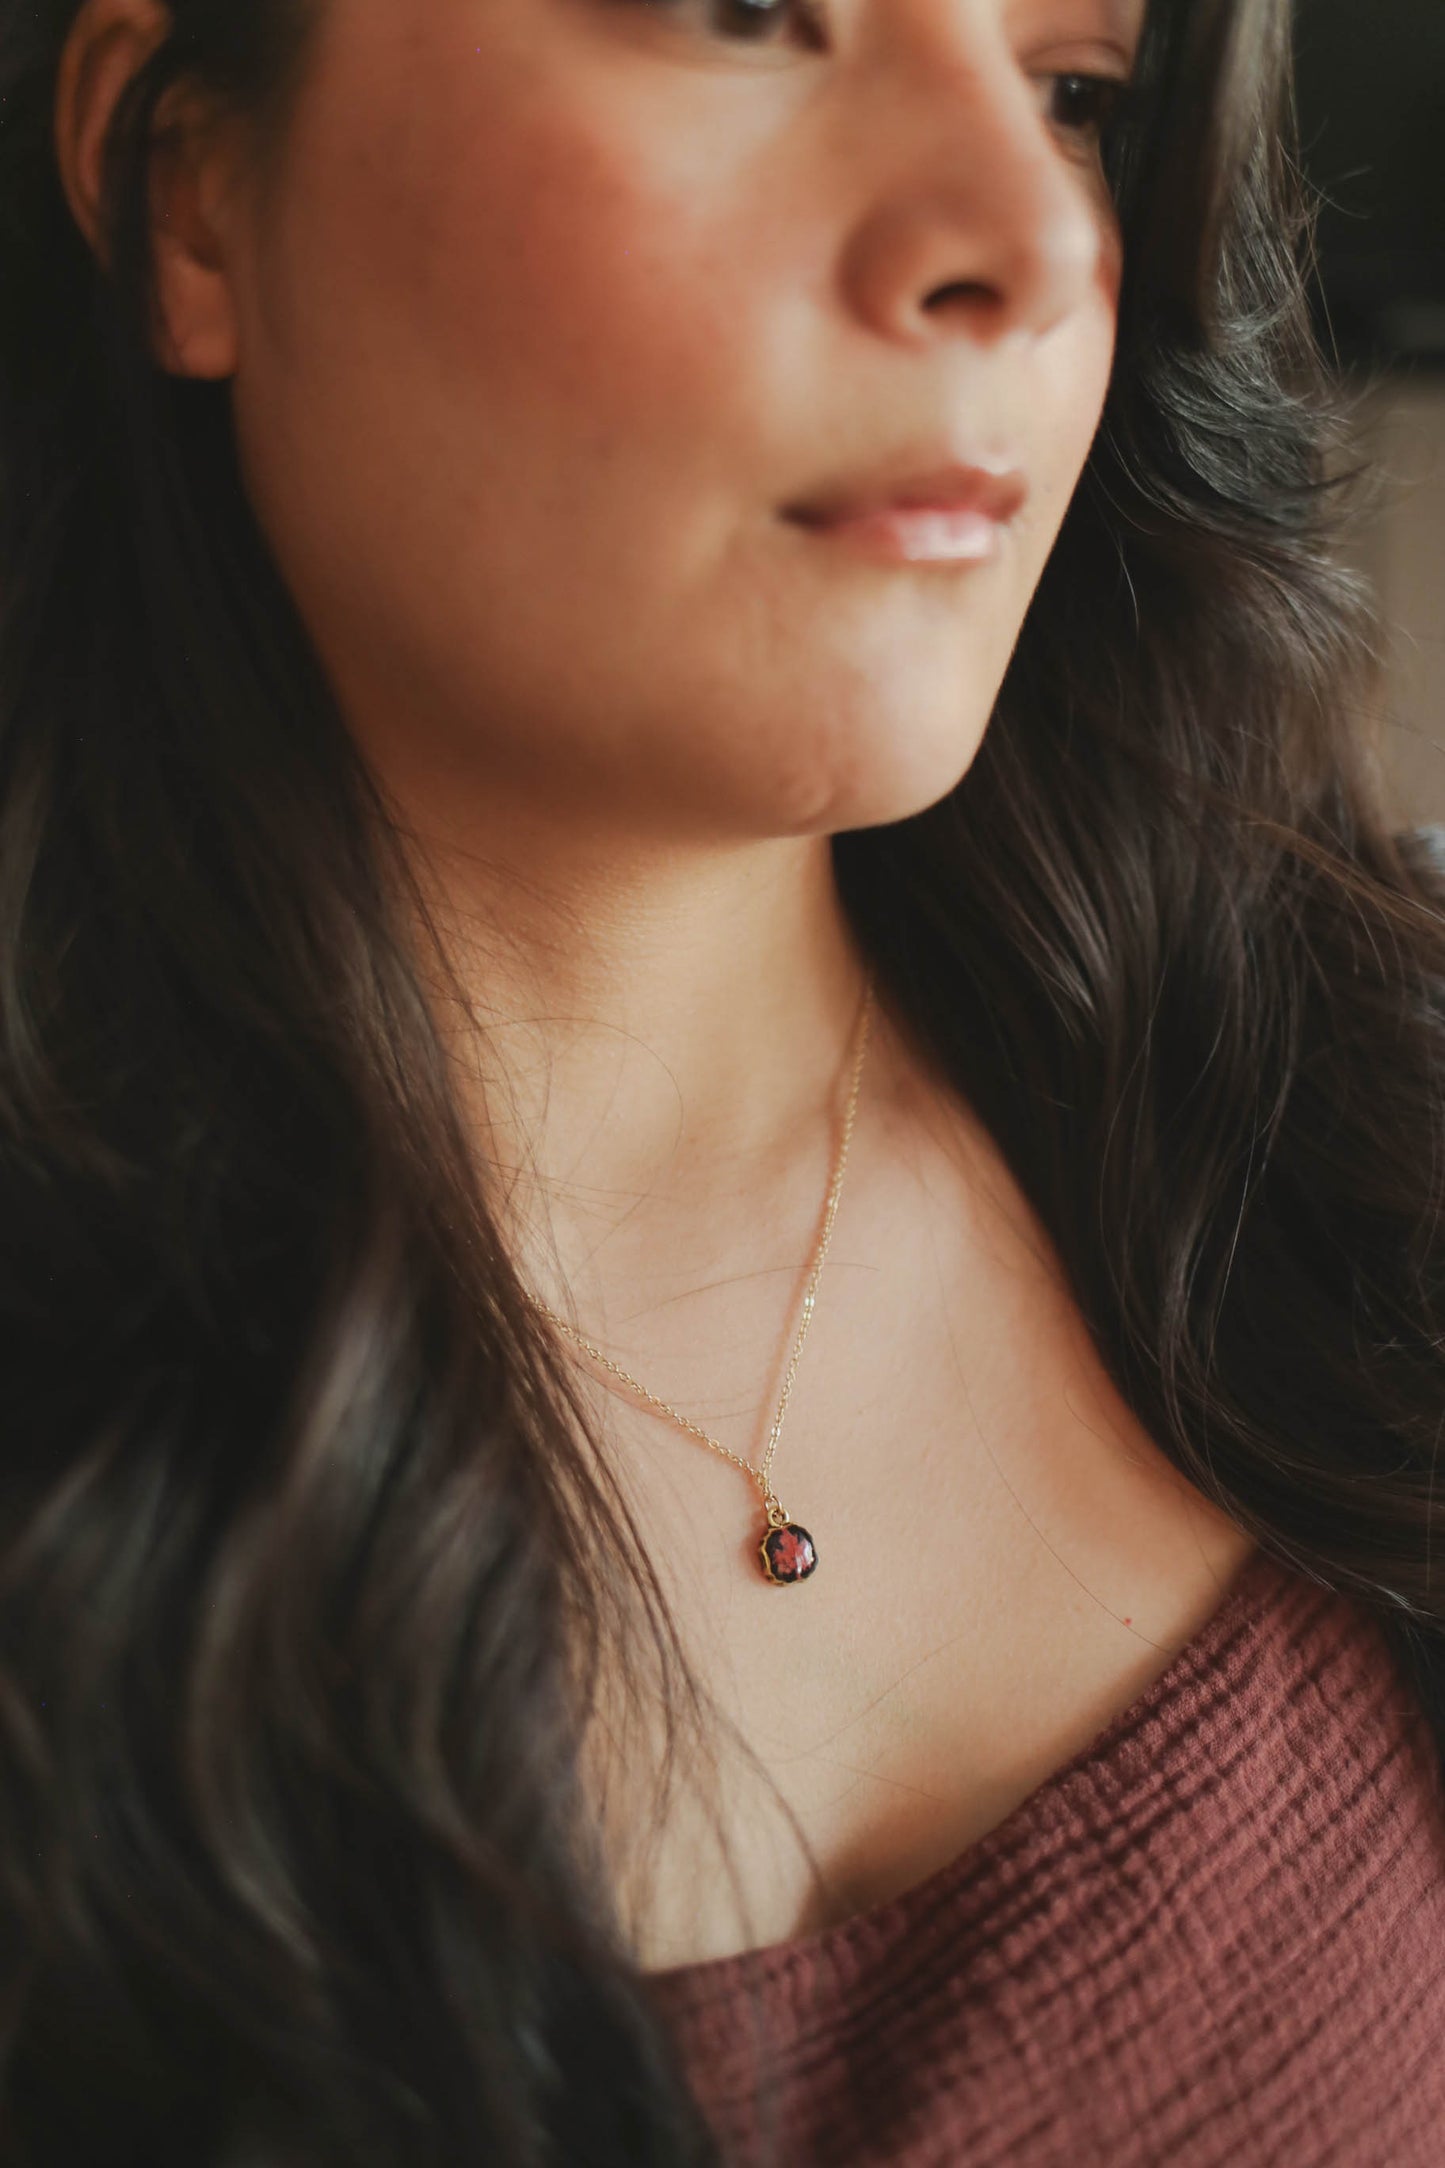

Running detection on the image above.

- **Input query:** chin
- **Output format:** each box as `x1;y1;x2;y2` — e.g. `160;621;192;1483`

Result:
763;704;993;839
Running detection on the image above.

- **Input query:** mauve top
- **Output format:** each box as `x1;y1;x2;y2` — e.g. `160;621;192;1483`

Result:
643;1546;1445;2166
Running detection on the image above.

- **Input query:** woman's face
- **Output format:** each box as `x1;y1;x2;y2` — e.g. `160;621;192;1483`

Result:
210;0;1142;843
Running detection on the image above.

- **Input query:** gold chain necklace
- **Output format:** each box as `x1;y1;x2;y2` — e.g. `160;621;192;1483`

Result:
529;975;875;1585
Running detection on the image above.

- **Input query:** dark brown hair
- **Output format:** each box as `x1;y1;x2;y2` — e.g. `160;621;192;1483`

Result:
2;0;1442;2161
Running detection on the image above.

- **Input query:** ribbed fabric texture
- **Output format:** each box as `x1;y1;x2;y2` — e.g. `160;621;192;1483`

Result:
644;1546;1445;2166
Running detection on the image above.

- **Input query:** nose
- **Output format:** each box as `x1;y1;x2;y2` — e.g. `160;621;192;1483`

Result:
837;10;1114;350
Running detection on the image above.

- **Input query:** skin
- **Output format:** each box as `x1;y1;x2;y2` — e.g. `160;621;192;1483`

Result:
57;0;1134;1245
55;0;1259;1971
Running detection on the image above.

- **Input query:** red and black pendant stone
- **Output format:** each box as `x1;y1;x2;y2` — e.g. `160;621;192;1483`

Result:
759;1522;818;1585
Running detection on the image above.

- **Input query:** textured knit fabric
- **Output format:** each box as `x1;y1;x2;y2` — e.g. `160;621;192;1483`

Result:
643;1545;1445;2167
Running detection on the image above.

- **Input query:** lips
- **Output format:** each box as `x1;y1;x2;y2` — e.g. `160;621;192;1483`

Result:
782;458;1027;529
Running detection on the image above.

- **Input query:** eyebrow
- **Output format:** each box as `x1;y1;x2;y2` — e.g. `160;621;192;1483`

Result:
1090;0;1151;46
1007;0;1150;55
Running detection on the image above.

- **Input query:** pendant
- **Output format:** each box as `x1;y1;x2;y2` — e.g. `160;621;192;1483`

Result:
759;1520;818;1585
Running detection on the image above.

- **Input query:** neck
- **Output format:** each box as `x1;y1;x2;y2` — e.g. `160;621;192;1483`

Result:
408;816;880;1320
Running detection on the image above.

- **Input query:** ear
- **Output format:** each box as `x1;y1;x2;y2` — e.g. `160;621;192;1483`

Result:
53;0;242;380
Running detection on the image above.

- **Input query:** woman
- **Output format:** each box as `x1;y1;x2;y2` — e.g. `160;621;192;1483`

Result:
2;0;1444;2159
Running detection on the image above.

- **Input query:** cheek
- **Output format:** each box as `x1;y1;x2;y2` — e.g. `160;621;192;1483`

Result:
266;27;742;496
1034;246;1121;534
228;12;777;778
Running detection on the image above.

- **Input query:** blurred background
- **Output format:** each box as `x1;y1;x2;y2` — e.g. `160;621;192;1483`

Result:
1294;0;1445;827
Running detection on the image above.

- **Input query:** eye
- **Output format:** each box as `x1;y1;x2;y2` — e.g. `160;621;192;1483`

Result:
626;0;820;46
1039;72;1131;148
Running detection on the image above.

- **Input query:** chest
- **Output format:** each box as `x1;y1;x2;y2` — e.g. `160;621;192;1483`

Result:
595;1304;1255;1973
